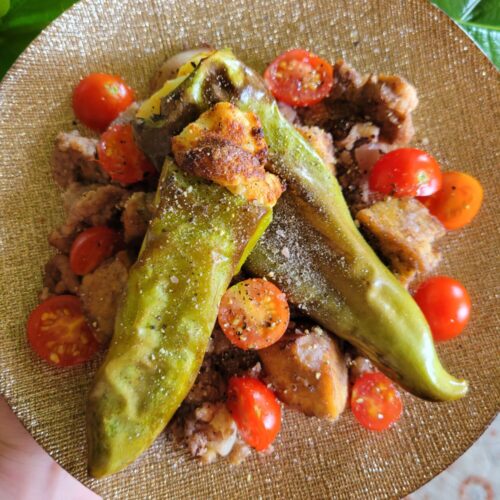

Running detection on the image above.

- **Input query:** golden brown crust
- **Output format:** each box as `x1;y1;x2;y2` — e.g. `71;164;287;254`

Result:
174;135;265;185
172;102;283;207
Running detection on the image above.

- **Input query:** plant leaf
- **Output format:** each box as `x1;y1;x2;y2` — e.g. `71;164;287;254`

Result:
0;0;77;77
431;0;500;69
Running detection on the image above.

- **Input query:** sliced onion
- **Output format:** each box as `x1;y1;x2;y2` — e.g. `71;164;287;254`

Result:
150;47;212;92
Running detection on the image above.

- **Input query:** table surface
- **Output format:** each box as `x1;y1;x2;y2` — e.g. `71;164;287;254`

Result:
411;415;499;499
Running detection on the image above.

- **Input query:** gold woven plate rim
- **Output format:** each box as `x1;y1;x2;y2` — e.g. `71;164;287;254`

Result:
0;0;499;498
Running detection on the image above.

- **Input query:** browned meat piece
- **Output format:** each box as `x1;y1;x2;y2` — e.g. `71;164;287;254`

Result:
334;143;390;214
298;60;418;213
41;253;80;297
110;102;140;126
356;197;445;286
184;357;226;405
121;191;155;244
259;325;348;421
180;403;240;464
356;73;418;145
335;122;380;152
48;183;130;252
52;131;109;188
299;59;418;146
186;328;258;405
278;102;299;124
295;125;336;174
79;251;133;343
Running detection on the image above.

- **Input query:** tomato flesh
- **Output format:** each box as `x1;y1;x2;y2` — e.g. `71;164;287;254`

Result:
27;295;99;367
227;376;281;451
98;123;156;185
351;372;403;431
69;226;121;276
369;148;442;197
414;276;471;342
72;73;135;132
419;171;483;230
264;49;334;107
218;278;290;350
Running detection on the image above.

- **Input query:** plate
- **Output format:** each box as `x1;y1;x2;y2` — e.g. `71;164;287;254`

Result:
0;0;498;498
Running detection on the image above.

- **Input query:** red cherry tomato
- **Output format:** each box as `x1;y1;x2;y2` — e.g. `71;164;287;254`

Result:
369;148;442;197
226;376;281;451
72;73;135;132
419;171;483;230
351;372;403;431
414;276;471;342
27;295;99;366
69;226;122;276
97;123;156;185
264;49;334;107
218;278;290;350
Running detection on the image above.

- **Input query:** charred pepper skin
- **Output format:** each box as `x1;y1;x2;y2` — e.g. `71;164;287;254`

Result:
86;161;271;478
134;49;468;402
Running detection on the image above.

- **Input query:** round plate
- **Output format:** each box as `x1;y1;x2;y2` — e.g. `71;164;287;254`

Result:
0;0;498;498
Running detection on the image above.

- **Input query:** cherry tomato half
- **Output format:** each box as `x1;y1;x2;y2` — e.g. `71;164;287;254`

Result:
414;276;471;342
97;123;156;185
69;226;122;276
72;73;135;132
264;49;334;107
226;376;281;451
419;171;483;230
369;148;442;197
218;278;290;350
351;372;403;431
27;295;99;367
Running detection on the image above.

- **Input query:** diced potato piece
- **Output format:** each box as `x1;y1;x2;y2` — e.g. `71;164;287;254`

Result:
258;325;348;420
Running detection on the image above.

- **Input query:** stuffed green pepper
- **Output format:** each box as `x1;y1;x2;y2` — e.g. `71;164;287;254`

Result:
87;102;283;478
133;49;467;402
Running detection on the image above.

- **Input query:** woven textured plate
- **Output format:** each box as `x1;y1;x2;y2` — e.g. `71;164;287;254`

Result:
0;0;498;498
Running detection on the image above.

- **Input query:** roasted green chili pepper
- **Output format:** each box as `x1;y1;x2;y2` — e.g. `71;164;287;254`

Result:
134;49;467;402
87;160;271;477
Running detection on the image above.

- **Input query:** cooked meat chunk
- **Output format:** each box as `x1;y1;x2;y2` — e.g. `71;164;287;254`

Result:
41;253;79;297
299;59;418;146
295;125;336;174
79;251;133;343
110;101;140;126
52;131;109;188
172;102;283;207
335;122;380;152
184;357;226;405
334;142;390;214
356;197;445;286
121;191;155;243
49;183;130;252
259;325;348;421
349;356;375;380
182;403;239;464
186;328;258;406
278;102;299;124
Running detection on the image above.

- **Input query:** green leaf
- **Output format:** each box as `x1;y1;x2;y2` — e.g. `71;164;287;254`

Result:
431;0;500;69
0;0;10;18
0;0;77;77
